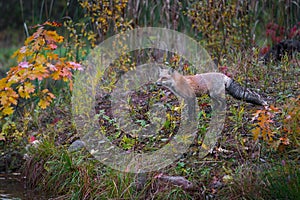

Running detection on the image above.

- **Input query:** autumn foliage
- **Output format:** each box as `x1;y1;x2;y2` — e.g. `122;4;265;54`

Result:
252;96;300;154
0;22;82;117
186;1;250;60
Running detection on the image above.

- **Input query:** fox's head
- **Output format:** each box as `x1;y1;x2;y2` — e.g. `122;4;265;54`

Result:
156;68;176;88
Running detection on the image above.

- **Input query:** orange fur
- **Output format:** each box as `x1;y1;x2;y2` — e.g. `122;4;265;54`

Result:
156;68;267;106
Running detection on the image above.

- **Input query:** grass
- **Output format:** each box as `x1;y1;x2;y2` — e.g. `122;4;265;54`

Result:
265;162;300;199
218;161;300;200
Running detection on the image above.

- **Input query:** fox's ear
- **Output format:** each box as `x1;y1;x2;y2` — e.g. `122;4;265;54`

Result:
168;68;175;74
157;64;165;70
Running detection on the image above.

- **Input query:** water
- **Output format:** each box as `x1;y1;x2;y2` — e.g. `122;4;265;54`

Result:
0;173;48;200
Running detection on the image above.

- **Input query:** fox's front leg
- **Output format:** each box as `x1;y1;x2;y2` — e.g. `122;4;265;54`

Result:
186;96;197;121
156;67;197;120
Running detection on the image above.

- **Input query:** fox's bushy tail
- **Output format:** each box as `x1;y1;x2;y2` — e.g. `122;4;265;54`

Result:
225;79;268;106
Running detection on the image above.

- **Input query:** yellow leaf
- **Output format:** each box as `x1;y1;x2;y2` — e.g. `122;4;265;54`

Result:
2;106;14;115
19;82;35;99
24;82;35;95
0;94;9;106
8;97;17;105
42;89;49;94
38;99;50;109
47;92;55;99
69;81;73;91
173;106;181;111
1;89;18;106
201;143;208;150
35;55;46;65
252;127;261;141
18;85;25;98
51;71;60;80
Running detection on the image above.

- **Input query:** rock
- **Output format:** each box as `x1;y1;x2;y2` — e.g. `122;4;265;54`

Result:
68;140;85;152
0;151;24;173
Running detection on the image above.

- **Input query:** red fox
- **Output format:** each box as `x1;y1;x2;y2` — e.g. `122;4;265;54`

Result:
156;68;268;108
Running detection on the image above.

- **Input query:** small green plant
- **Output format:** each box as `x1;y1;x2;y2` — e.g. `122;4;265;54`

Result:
229;105;245;132
120;135;136;150
175;161;191;176
0;120;26;149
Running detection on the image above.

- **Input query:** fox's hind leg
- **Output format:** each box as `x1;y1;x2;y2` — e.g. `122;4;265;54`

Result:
210;94;226;112
208;78;226;113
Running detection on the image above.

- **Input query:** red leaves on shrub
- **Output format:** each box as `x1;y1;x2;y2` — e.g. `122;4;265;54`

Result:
265;22;299;44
